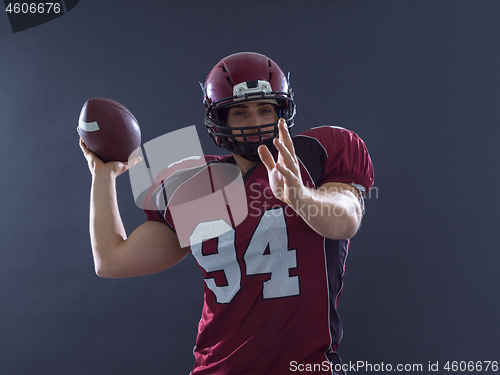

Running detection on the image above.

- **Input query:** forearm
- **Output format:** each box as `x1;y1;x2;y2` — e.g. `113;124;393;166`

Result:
89;172;127;271
291;186;362;239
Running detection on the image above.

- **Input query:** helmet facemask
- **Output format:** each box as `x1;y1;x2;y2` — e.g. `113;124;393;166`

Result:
203;81;295;162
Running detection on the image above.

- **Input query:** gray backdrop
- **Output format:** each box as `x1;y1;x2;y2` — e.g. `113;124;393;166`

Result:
1;1;499;374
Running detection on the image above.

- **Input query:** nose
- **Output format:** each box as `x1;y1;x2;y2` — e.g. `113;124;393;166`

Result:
247;111;266;127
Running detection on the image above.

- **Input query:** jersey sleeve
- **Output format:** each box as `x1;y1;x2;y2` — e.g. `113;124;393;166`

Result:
299;126;374;196
144;206;169;225
142;155;231;230
142;156;208;230
143;177;175;230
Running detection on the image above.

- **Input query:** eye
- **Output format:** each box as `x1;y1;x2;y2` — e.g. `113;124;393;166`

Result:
229;109;245;117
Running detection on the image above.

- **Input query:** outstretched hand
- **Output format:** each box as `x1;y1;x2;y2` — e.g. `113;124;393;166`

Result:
258;118;304;209
79;138;142;178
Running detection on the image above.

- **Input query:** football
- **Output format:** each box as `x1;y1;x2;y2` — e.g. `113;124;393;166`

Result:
78;97;141;162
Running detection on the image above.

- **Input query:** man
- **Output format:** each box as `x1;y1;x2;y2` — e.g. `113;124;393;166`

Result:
80;52;374;374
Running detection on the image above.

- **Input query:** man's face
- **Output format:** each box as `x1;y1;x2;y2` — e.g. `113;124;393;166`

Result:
226;101;279;143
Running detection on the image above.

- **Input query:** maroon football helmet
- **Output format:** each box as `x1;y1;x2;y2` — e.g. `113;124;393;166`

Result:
201;52;296;161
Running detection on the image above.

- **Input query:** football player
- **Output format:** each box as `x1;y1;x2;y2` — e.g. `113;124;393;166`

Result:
80;52;374;375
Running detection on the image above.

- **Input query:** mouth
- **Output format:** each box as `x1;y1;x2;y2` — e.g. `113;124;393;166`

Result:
244;134;272;143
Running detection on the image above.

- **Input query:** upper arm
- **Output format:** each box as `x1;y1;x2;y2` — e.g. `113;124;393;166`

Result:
97;221;190;278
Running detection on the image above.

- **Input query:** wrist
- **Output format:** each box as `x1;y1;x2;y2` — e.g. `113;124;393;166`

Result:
92;162;121;179
91;168;118;187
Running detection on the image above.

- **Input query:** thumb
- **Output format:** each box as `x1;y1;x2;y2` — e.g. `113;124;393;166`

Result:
127;156;143;169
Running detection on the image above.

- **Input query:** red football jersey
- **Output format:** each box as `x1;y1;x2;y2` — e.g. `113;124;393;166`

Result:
145;126;374;374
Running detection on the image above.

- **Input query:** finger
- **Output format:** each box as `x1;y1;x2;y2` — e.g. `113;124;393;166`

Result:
275;162;301;187
273;137;298;174
258;144;276;171
278;118;296;159
79;138;95;156
79;138;88;153
79;138;94;160
127;156;143;168
79;138;105;168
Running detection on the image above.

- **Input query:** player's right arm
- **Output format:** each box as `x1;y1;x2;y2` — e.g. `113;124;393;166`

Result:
80;139;190;278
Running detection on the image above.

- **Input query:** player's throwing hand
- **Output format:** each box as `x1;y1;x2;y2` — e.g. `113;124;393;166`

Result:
79;138;141;178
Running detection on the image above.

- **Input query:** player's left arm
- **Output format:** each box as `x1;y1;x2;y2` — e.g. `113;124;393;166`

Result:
295;181;362;239
258;119;363;239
